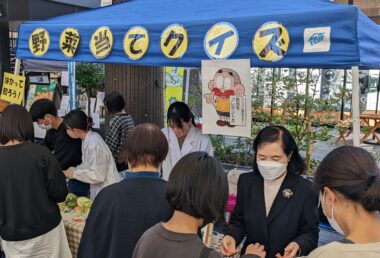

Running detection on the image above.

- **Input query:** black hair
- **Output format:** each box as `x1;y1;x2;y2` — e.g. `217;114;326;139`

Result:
166;152;229;224
103;91;125;114
167;101;195;129
314;146;380;212
29;98;58;122
253;125;305;175
64;109;93;131
0;105;34;144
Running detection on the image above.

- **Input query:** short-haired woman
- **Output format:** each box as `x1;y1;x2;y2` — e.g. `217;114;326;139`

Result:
222;126;319;258
78;123;173;258
133;152;264;258
0;105;71;257
304;146;380;258
161;101;213;180
104;91;134;171
63;109;120;200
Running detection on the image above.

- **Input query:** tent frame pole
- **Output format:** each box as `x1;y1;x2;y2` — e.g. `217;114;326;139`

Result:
352;66;360;147
184;68;191;104
14;58;21;75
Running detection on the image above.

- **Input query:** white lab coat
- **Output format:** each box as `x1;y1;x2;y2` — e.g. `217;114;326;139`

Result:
70;131;121;200
161;124;214;181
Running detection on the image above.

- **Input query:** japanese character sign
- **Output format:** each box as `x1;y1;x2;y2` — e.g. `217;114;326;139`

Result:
29;28;50;57
160;24;188;59
204;22;239;59
124;26;149;60
1;73;26;105
90;26;114;59
60;28;80;58
253;21;290;62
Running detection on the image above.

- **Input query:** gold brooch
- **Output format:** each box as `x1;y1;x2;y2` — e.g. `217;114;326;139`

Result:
282;189;293;198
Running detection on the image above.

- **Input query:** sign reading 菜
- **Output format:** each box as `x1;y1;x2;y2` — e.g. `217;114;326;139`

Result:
1;73;26;105
160;24;188;59
60;27;80;58
29;28;50;57
90;26;114;59
204;22;239;59
253;21;290;62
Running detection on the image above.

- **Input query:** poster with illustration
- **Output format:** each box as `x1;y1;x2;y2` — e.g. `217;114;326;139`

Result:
26;82;57;111
202;59;251;137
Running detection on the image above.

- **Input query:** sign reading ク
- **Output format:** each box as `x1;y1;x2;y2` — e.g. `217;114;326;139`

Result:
1;73;26;105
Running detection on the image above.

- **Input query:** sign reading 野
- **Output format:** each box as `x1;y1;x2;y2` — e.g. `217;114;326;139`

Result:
29;28;50;57
90;26;114;59
253;21;290;62
124;26;149;60
60;28;80;58
160;24;188;59
204;22;239;59
1;72;26;105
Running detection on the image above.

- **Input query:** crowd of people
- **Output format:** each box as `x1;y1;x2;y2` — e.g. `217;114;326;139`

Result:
0;93;379;258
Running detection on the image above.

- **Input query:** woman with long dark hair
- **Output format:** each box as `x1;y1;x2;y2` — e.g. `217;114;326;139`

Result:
63;109;120;200
161;101;213;180
222;126;319;258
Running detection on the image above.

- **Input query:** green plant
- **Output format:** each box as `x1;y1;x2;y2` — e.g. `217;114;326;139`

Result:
76;63;104;115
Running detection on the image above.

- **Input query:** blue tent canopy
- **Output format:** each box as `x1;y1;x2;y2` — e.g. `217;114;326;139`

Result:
16;0;380;68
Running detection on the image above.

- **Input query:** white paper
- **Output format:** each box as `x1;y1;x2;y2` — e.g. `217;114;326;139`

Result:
91;113;100;129
33;122;46;139
60;95;70;111
61;71;69;86
95;91;105;114
57;109;66;118
202;59;251;138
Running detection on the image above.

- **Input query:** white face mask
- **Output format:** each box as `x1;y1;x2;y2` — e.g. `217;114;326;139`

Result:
38;119;52;131
257;160;287;181
321;191;344;235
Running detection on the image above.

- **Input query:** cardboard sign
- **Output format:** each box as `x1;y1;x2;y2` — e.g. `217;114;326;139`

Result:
1;72;26;105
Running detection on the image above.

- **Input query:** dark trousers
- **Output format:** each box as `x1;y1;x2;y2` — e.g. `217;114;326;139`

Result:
68;179;90;197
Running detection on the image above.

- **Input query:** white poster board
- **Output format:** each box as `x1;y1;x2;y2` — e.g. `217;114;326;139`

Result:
95;91;105;114
202;59;251;137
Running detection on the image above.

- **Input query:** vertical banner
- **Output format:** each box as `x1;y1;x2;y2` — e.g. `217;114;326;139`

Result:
202;59;251;137
68;61;76;110
320;69;343;100
359;70;369;113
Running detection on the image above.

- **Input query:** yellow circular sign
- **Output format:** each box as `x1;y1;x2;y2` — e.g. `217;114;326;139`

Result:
253;21;290;62
124;26;149;60
90;26;114;59
204;22;239;59
29;28;50;57
160;24;188;59
60;28;80;58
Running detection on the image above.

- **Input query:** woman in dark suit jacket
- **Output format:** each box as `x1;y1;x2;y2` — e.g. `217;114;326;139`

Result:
222;126;319;258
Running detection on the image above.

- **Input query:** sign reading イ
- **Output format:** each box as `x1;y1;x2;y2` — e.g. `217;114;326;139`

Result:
1;73;26;105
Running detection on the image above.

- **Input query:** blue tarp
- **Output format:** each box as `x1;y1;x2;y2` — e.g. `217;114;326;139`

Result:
16;0;380;68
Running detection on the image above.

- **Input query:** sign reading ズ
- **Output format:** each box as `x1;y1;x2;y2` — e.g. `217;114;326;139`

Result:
1;73;26;105
253;21;290;62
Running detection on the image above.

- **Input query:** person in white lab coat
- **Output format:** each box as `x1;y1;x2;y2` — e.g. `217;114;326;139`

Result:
63;110;120;200
161;102;214;180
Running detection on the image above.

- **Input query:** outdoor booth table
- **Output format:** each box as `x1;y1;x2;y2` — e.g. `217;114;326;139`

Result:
61;212;85;258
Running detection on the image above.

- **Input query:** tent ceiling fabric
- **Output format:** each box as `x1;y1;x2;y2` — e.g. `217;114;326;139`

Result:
16;0;380;68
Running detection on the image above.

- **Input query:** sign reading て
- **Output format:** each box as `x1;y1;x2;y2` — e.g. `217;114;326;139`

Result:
124;26;149;60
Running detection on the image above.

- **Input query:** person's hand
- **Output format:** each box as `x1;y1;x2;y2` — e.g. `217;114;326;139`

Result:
220;235;237;256
275;242;300;258
203;93;213;104
246;243;266;258
63;170;75;179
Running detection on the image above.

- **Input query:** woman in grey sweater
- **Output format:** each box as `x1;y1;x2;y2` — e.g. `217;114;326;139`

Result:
133;152;264;258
